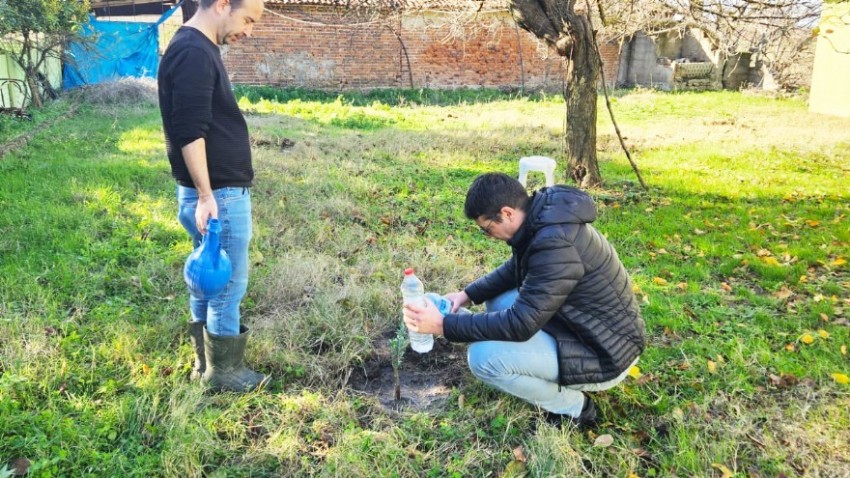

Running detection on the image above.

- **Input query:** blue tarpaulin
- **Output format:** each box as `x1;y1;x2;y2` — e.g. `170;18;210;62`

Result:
63;1;182;88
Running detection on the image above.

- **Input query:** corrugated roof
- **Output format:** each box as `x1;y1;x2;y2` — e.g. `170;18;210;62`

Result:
265;0;510;11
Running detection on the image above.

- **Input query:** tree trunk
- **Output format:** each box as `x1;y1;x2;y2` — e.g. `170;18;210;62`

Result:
20;31;43;108
25;69;43;108
563;14;602;188
509;0;602;188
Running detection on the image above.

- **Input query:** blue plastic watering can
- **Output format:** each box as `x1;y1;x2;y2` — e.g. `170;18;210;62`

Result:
184;218;232;300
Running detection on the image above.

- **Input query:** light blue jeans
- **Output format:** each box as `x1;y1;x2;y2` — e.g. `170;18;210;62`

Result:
177;185;252;337
467;289;635;417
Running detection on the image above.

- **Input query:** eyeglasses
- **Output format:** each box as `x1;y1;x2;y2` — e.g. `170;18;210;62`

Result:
478;218;496;237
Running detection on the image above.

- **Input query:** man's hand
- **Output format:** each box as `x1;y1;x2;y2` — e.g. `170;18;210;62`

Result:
195;194;218;235
444;290;471;313
403;300;444;336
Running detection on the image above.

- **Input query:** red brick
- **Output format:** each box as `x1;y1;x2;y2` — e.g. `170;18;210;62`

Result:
222;5;620;89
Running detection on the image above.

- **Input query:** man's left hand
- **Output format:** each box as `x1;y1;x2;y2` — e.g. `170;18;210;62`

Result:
403;300;444;336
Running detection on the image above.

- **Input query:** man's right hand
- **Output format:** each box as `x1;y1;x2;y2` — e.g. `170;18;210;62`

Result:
195;194;218;235
444;291;471;313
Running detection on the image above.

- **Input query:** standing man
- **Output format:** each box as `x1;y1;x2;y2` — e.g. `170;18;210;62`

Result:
158;0;267;392
403;173;645;428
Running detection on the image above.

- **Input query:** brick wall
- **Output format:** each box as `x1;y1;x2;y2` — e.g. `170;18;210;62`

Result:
222;5;620;90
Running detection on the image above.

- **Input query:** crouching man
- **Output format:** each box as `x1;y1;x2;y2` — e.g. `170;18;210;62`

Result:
403;173;645;428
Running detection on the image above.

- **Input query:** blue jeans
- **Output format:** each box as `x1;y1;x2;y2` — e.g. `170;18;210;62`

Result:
467;289;635;417
177;186;252;336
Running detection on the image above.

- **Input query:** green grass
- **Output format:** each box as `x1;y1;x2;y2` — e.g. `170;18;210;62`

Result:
1;89;848;477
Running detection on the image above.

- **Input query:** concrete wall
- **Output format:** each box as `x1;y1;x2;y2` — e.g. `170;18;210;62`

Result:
809;3;850;118
617;29;746;90
221;6;621;90
616;31;674;90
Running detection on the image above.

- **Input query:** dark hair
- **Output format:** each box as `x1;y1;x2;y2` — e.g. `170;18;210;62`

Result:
464;172;529;221
199;0;244;9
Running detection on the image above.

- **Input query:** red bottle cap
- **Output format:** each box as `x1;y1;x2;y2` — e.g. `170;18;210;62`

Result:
404;268;414;275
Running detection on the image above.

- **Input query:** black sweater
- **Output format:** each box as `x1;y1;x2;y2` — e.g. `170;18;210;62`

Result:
443;186;646;386
158;27;253;189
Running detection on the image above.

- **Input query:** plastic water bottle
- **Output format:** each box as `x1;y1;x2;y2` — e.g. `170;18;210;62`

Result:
400;268;434;353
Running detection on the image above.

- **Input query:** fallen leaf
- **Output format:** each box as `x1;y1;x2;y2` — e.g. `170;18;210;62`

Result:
707;360;717;374
512;445;528;462
631;447;651;458
712;463;735;478
676;282;688;290
594;434;614;447
842;345;847;355
504;460;525;474
785;343;795;352
694;228;706;235
11;458;30;476
142;364;152;374
832;373;850;384
721;282;732;292
832;258;847;267
628;365;642;379
818;329;830;339
820;313;829;322
773;287;793;300
761;256;781;266
636;373;656;385
769;373;799;388
757;249;772;257
627;473;640;478
806;220;820;227
652;277;669;286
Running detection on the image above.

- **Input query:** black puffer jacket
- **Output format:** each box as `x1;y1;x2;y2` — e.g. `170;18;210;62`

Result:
443;186;645;386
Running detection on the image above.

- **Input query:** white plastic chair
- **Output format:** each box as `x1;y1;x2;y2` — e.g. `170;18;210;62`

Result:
518;156;556;188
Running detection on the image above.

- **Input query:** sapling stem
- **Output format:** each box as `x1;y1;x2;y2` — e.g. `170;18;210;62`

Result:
389;321;409;402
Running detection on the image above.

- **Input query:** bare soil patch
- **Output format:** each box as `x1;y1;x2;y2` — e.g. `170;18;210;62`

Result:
349;331;470;412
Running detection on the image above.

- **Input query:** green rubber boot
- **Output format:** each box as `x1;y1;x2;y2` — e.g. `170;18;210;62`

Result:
188;322;206;380
202;325;269;393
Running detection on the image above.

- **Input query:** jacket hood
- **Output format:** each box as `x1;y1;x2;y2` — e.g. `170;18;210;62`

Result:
509;186;597;247
530;186;597;227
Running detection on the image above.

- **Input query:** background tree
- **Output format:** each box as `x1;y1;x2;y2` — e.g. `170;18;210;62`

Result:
604;0;822;89
504;0;820;186
0;0;91;108
509;0;605;188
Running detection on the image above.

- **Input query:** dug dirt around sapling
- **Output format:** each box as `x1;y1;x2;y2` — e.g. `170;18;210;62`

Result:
348;331;469;412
